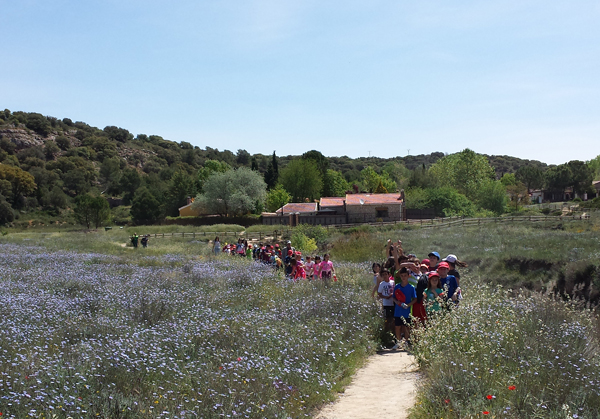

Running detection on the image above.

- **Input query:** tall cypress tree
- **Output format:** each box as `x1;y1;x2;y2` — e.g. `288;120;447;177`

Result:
264;151;279;189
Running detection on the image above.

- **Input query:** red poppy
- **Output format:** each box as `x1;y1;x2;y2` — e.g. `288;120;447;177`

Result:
219;366;223;370
508;385;516;390
237;357;242;361
486;395;493;400
444;399;450;404
483;412;489;415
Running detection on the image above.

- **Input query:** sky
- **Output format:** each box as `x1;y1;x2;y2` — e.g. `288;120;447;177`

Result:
1;0;599;165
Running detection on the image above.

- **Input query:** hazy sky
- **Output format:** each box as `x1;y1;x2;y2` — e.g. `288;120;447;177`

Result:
2;0;599;164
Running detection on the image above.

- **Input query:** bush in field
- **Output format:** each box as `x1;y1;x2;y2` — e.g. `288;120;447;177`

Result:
295;223;328;245
291;231;317;252
411;285;600;418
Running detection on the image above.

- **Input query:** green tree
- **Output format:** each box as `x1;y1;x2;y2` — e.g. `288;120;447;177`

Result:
588;155;600;181
0;194;14;225
265;184;291;212
118;168;142;204
99;158;122;194
130;187;163;225
545;165;572;194
197;159;231;191
193;167;267;216
429;149;495;199
375;180;388;193
264;152;279;190
567;160;593;196
426;187;476;217
73;194;95;228
500;173;517;186
360;166;381;193
506;182;529;211
236;149;251;166
279;159;323;202
322;169;349;197
166;171;195;217
515;165;544;190
90;196;110;228
0;163;37;206
408;164;437;189
475;180;508;215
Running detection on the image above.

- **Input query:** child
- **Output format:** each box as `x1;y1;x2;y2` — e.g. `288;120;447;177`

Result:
319;254;335;280
313;255;322;280
377;269;395;335
305;256;315;279
427;251;440;271
293;253;306;280
371;263;382;298
437;262;459;304
443;254;467;286
424;271;444;314
284;250;294;278
411;269;428;326
392;267;417;349
213;236;221;255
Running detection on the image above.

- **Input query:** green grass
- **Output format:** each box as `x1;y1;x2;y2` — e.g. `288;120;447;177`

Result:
409;286;600;418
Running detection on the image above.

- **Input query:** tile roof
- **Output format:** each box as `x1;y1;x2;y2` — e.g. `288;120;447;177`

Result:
276;202;318;214
320;197;345;207
345;193;403;206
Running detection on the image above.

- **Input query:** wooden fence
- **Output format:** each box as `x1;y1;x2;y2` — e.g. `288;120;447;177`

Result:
146;214;591;241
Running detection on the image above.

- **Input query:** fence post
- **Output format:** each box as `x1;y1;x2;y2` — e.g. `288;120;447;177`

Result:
259;232;262;240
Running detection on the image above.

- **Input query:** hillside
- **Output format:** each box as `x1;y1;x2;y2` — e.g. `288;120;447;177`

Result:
0;109;583;227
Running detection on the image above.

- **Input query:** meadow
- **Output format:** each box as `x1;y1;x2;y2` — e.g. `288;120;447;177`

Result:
0;239;379;418
1;214;600;418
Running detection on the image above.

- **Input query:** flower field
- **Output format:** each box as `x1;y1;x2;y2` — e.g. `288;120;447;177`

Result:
0;243;380;418
410;285;600;418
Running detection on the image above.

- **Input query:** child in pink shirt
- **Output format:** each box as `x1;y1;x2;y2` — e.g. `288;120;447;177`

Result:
319;254;335;279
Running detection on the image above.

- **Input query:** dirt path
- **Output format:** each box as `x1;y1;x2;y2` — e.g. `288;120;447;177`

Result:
316;350;419;419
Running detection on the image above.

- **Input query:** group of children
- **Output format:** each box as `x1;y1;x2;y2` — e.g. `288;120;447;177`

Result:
373;239;466;350
212;237;336;281
130;233;150;248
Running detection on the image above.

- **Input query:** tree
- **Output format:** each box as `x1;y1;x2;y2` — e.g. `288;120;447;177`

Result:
0;163;37;206
0;194;14;225
99;158;122;194
279;159;323;202
375;180;388;193
90;196;110;228
545;165;572;194
567;160;593;196
130;187;163;225
236;149;251;166
360;166;380;193
118;168;141;204
197;159;231;191
193;167;267;216
515;165;544;190
506;182;529;211
322;169;349;197
429;149;495;200
265;184;291;212
475;180;507;215
73;194;95;228
588;155;600;181
425;187;476;217
264;152;279;190
166;171;195;217
302;150;329;178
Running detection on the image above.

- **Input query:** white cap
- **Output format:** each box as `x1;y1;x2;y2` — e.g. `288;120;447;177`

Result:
443;254;457;264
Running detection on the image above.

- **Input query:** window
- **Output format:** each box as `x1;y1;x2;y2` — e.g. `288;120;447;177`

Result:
376;208;389;218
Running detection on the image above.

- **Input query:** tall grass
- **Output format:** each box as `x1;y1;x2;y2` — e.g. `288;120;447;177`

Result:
410;286;600;418
0;243;380;418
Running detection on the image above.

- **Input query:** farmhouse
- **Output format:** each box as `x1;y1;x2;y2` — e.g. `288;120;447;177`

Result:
178;197;203;217
262;193;403;226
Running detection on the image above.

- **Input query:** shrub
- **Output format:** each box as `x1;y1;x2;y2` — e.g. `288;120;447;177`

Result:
411;285;600;418
291;231;317;252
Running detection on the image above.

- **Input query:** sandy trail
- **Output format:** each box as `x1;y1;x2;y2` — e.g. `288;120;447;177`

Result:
316;349;418;419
